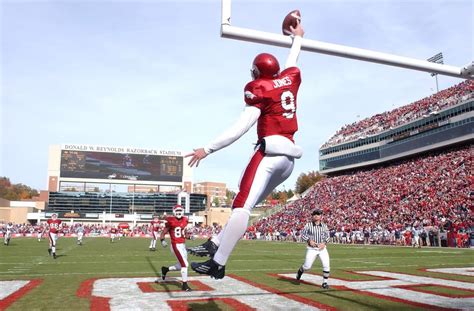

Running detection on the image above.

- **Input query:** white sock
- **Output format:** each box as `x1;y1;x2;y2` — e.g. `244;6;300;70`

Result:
213;208;250;266
181;267;188;282
211;225;226;247
52;246;56;253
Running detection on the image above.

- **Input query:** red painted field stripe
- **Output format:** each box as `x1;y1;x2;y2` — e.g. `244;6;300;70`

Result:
229;274;337;311
0;279;42;311
76;278;110;311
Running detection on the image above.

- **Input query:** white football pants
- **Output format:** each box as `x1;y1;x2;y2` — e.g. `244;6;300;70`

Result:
302;246;330;272
232;149;295;211
212;149;294;266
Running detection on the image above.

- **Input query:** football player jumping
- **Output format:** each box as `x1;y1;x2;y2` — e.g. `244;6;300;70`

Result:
159;205;192;292
186;21;305;279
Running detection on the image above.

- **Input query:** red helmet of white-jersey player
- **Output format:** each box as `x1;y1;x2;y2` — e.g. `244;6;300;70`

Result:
251;53;280;80
173;205;184;219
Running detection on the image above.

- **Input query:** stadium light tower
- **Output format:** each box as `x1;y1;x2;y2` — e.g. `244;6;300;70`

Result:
427;52;444;92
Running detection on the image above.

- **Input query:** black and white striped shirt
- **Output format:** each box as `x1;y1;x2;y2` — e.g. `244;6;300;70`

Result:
301;221;330;244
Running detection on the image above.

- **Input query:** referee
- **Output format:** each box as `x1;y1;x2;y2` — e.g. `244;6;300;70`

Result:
296;209;330;289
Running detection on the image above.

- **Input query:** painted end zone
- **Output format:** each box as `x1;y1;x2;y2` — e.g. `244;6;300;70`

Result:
0;279;43;311
276;268;474;310
229;274;337;311
76;278;111;311
137;280;214;292
167;298;256;311
76;275;335;310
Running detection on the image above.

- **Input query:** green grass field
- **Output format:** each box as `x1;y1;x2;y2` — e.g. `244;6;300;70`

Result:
1;237;473;310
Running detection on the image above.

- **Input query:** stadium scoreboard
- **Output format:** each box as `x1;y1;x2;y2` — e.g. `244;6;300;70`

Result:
58;145;184;183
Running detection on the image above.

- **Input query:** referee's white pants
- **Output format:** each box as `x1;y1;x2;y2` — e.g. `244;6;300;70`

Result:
302;247;330;272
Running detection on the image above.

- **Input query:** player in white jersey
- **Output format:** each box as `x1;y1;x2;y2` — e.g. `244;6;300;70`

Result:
76;224;85;245
4;223;13;246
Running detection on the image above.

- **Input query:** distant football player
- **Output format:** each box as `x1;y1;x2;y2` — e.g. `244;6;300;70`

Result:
149;215;161;251
110;226;118;243
187;21;305;279
37;223;45;242
296;209;331;289
76;224;84;245
4;222;13;246
159;205;192;292
47;213;62;259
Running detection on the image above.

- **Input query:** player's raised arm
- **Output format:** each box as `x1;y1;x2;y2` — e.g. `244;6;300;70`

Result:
185;105;261;167
285;21;305;69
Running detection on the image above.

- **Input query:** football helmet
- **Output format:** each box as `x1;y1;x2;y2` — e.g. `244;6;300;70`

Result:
251;53;280;80
173;205;184;219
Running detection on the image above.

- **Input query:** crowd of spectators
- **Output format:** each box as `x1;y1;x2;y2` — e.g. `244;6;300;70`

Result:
0;222;222;239
322;80;474;148
251;145;472;248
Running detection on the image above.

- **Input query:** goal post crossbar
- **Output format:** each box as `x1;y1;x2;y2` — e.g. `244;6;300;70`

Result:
221;0;473;80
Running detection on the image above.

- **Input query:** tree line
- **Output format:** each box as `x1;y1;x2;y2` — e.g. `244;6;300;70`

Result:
0;177;39;201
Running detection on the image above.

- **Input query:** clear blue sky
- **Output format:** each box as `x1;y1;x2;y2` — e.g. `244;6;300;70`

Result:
1;0;472;192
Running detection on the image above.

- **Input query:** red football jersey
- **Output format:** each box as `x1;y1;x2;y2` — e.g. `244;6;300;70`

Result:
110;228;118;234
47;219;62;234
165;216;188;244
150;219;161;232
244;67;301;142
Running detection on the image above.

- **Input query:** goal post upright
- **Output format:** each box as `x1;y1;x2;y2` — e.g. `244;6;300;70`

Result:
220;0;473;80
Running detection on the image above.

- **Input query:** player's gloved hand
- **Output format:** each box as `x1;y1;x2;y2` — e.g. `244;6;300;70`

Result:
160;239;168;248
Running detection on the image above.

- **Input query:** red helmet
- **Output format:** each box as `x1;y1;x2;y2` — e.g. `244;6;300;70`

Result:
251;53;280;79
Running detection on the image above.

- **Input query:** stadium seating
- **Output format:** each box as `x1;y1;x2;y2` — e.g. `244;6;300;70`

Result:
252;145;472;247
321;80;474;148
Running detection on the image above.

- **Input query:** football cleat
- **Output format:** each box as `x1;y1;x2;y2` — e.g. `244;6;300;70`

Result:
322;282;329;289
161;266;169;281
296;267;304;280
181;282;192;292
191;259;225;279
187;240;218;257
48;248;52;256
53;253;57;259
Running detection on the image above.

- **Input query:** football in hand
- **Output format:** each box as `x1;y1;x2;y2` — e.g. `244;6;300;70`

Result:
282;10;301;35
